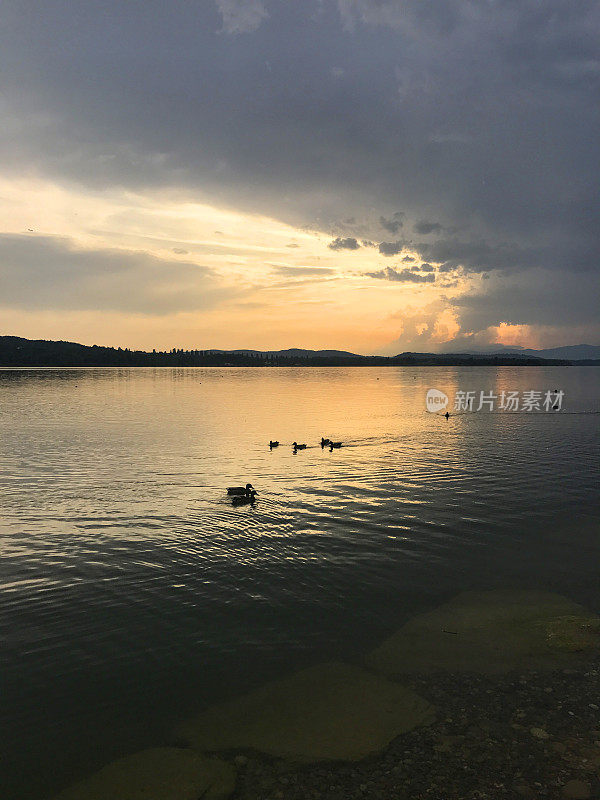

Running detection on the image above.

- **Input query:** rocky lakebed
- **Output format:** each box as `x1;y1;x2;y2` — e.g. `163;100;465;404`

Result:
51;590;600;800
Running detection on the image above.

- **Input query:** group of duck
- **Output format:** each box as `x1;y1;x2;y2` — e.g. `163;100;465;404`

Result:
226;438;343;506
269;437;343;453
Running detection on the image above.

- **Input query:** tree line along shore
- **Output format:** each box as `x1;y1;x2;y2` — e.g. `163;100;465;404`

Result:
2;336;597;368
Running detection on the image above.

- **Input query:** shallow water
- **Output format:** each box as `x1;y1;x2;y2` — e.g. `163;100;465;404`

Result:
1;366;599;798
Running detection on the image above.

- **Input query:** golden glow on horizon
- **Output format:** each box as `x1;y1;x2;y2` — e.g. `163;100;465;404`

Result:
0;174;523;353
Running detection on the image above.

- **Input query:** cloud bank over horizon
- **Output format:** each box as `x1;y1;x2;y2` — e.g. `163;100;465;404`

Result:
0;0;598;351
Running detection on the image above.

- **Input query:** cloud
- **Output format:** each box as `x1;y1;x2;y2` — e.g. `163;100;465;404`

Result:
0;0;597;346
414;220;442;235
366;267;436;283
416;238;535;274
401;255;415;262
215;0;268;34
378;241;404;256
454;268;600;330
328;236;360;251
379;212;404;234
438;262;456;273
0;234;235;314
271;265;335;276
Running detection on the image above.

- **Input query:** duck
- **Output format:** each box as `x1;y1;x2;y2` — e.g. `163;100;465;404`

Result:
320;437;331;447
227;483;254;496
232;489;257;506
269;440;279;448
293;442;307;450
329;441;342;450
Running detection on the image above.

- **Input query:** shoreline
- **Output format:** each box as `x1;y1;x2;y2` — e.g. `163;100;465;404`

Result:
230;660;600;800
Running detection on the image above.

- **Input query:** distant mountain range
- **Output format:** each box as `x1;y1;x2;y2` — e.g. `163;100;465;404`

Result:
438;344;600;361
199;344;600;360
206;348;362;359
1;336;599;367
208;344;600;361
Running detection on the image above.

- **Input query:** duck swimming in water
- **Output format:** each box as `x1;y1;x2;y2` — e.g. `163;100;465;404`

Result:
227;483;253;496
320;437;331;447
293;442;307;451
329;441;342;450
269;440;279;448
232;489;257;506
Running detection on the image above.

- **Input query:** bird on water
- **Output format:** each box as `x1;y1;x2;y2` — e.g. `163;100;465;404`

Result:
269;440;279;448
320;437;331;447
293;442;307;451
227;483;254;496
329;441;342;450
232;489;258;506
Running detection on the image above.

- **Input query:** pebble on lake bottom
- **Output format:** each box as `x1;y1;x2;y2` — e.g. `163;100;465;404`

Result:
228;657;600;800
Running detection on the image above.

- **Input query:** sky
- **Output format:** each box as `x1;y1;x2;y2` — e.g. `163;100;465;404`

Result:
0;0;598;354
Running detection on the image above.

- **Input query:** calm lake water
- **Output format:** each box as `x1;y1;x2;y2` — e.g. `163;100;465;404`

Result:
1;366;599;798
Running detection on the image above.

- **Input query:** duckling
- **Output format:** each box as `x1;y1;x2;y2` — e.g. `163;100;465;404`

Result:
227;483;253;496
269;440;279;448
320;437;331;447
329;441;342;450
232;489;257;506
293;442;307;451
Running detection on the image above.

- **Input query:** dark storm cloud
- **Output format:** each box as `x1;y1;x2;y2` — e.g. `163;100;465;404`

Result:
0;0;598;331
454;269;600;329
366;267;436;283
328;236;360;251
416;238;537;274
378;241;404;256
0;235;234;314
414;221;442;235
379;212;404;234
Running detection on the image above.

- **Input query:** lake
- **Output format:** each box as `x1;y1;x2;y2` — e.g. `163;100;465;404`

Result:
1;366;599;798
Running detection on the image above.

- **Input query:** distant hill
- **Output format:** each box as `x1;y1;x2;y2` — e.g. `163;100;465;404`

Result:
207;348;359;359
512;345;600;361
2;335;597;367
437;344;600;361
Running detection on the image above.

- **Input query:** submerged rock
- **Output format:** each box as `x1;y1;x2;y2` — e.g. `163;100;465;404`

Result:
562;779;592;799
365;590;600;675
175;661;435;761
52;747;235;800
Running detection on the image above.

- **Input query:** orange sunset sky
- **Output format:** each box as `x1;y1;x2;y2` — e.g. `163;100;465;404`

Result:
1;1;598;354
